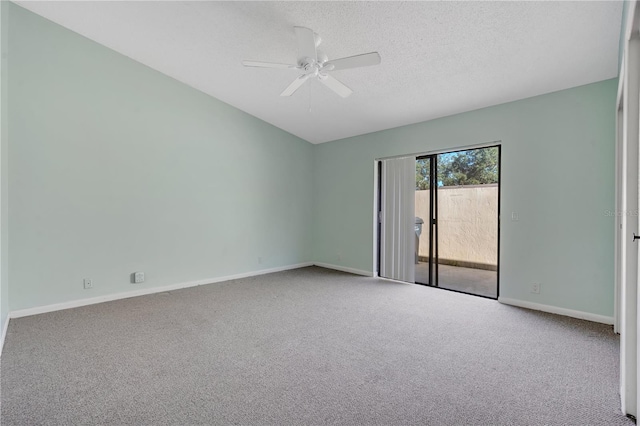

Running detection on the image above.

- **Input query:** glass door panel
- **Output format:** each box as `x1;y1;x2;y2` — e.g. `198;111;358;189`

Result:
415;156;434;285
413;146;500;299
436;147;499;298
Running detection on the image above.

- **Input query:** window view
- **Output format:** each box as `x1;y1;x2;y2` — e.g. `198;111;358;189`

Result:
415;146;499;298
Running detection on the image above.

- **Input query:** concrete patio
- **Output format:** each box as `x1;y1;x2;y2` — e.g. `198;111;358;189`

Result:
415;262;498;298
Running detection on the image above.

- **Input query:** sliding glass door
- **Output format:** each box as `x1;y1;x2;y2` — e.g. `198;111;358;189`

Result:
415;156;436;286
414;146;500;298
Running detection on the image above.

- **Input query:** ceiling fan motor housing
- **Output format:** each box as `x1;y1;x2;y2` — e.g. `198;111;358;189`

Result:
300;51;331;76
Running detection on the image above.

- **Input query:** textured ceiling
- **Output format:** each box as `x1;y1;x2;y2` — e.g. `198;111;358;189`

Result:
15;1;623;144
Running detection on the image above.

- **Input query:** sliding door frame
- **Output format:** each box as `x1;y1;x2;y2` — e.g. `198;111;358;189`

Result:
415;145;500;299
375;142;501;301
416;153;440;287
431;154;439;287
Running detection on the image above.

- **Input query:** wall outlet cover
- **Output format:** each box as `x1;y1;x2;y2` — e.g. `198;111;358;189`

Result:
133;272;145;284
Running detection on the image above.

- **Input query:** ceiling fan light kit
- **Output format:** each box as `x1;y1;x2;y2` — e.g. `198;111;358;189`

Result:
242;26;381;98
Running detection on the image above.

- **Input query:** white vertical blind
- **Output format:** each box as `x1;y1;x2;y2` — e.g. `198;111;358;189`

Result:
380;156;416;283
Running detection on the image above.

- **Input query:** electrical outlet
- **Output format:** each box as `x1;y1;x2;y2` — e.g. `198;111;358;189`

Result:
511;211;519;221
337;252;342;261
531;282;540;294
133;272;145;284
258;256;263;264
83;279;93;289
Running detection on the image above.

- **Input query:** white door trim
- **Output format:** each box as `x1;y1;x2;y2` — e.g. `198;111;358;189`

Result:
619;2;640;415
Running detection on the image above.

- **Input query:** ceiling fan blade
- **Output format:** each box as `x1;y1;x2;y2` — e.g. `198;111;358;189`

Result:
242;60;297;69
319;74;353;98
280;74;312;97
294;26;317;63
324;52;381;71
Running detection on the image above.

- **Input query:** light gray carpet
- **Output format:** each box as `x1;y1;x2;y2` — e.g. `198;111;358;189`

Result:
0;266;631;425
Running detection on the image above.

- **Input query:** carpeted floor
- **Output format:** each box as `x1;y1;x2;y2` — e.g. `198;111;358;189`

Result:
0;266;631;425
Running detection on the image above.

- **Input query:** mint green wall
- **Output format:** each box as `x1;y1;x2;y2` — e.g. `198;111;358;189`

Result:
5;3;619;319
8;4;313;311
313;79;617;317
1;1;8;330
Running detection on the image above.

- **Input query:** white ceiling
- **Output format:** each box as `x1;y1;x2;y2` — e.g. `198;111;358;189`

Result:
15;1;623;144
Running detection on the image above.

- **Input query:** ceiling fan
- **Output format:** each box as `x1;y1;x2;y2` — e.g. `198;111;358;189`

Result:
242;26;381;98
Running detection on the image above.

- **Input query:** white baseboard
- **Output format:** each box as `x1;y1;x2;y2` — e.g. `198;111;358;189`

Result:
9;262;314;320
313;262;373;277
2;265;614;356
0;314;9;357
498;297;614;325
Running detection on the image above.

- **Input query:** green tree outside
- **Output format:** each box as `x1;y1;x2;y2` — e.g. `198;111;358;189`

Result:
416;147;498;189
